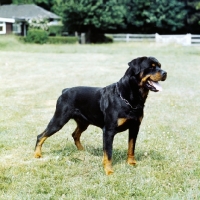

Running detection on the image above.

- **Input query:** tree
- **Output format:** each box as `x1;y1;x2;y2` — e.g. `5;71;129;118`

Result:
50;0;67;16
185;0;200;33
12;0;52;10
12;0;33;3
125;0;187;33
0;0;12;5
63;0;125;43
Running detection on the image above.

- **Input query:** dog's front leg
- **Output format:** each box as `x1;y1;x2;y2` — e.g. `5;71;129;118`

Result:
127;122;140;165
102;127;115;175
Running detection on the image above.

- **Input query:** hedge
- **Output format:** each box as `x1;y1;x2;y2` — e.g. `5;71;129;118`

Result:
25;29;48;44
22;29;78;44
47;36;78;44
48;25;63;36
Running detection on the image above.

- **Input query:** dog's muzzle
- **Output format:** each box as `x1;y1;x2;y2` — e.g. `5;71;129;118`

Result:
161;71;167;81
145;70;167;92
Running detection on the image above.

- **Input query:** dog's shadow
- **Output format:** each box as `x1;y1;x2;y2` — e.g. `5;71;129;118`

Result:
86;145;165;165
51;143;165;166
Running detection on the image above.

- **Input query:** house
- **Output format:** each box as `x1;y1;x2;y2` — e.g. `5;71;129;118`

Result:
0;17;15;34
0;4;60;36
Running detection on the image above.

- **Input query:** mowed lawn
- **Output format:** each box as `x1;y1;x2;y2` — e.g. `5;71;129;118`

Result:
0;37;199;199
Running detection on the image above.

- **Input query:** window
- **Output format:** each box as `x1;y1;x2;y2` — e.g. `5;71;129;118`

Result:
0;22;6;34
12;23;21;34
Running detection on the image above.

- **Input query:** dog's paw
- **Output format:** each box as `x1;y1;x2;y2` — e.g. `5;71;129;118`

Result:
127;157;137;166
104;166;114;175
34;152;42;158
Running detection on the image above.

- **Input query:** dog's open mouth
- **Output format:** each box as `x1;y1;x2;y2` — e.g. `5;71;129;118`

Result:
145;80;162;92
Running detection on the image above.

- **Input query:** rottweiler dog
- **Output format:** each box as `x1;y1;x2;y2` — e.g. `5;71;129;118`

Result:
34;56;167;175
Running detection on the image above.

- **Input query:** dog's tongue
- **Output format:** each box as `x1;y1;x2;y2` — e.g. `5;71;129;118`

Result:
148;80;162;91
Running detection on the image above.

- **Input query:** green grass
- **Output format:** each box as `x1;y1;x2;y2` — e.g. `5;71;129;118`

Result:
0;36;200;199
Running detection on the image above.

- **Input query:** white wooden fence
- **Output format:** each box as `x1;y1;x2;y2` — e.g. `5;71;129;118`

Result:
105;34;155;42
191;35;200;45
105;33;200;45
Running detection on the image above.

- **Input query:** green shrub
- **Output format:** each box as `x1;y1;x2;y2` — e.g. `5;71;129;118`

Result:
47;36;78;44
48;25;63;36
25;29;48;44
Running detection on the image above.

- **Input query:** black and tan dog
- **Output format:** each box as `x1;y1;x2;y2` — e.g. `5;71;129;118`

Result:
34;56;167;175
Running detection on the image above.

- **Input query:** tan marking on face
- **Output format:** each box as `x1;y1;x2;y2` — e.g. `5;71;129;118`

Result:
139;71;144;80
152;63;155;67
103;151;114;175
149;72;163;81
139;74;150;87
117;118;127;126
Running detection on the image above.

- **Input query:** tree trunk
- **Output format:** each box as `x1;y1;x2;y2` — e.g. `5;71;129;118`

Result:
86;26;92;43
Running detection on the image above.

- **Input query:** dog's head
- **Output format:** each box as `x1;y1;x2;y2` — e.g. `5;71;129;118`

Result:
125;56;167;92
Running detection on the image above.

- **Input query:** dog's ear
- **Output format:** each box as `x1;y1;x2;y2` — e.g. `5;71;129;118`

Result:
125;57;147;77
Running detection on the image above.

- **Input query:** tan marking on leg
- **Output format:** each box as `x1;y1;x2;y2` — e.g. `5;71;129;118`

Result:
117;118;127;126
127;155;137;165
103;151;114;175
75;142;84;150
127;138;137;166
72;127;84;150
34;137;47;158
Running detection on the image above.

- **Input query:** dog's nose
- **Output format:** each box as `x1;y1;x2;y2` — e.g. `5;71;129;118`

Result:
161;71;167;81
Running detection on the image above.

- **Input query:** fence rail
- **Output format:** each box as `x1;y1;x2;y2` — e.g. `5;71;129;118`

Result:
106;34;155;42
191;35;200;45
105;33;200;45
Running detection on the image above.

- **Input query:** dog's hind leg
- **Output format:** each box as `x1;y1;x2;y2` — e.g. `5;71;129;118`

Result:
34;131;48;158
34;117;71;158
72;120;89;150
34;97;71;158
34;115;70;158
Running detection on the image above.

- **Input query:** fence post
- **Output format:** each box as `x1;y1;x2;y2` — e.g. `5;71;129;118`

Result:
155;33;159;43
126;34;129;42
81;33;86;44
185;33;191;46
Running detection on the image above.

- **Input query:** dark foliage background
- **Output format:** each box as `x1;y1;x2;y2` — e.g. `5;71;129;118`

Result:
1;0;200;42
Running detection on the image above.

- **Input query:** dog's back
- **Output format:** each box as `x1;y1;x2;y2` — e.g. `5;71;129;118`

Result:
60;86;104;127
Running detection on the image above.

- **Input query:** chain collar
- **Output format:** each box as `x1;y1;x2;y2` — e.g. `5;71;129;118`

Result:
115;83;143;110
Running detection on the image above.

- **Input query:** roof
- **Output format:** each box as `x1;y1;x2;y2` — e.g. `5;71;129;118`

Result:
0;17;15;23
0;4;60;20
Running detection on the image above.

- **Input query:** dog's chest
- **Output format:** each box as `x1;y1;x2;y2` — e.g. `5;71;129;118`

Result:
116;106;143;130
118;106;143;119
117;118;128;126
